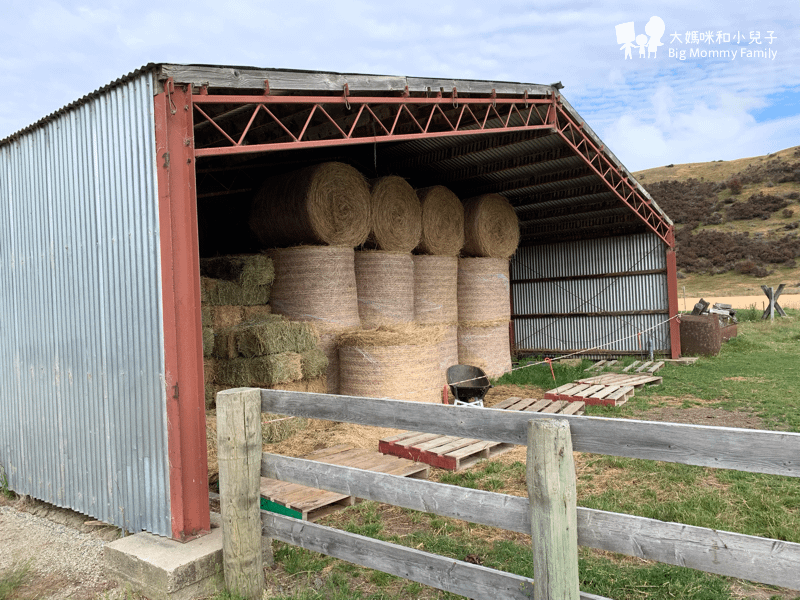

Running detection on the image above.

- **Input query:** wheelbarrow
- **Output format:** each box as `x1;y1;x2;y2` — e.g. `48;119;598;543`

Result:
446;364;492;407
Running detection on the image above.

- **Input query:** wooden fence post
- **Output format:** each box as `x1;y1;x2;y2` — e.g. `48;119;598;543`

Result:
217;388;264;600
527;418;579;600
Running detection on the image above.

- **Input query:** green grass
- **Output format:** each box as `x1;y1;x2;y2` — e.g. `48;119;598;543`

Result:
0;563;30;600
266;312;800;599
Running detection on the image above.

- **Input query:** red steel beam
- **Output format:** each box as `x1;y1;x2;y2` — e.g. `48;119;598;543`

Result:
551;101;674;247
154;79;210;541
665;248;682;358
190;90;674;247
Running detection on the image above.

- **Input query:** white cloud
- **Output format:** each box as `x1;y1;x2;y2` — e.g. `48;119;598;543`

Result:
602;88;800;170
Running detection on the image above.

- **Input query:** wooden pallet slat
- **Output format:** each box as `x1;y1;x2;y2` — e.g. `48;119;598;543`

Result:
379;397;585;471
261;445;428;521
622;360;641;373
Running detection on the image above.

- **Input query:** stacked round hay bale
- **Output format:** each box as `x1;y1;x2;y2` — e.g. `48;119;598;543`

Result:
413;186;464;385
457;194;520;379
413;255;459;384
354;176;420;327
248;162;372;395
249;162;371;248
199;254;275;408
269;245;361;395
354;251;414;328
338;326;443;404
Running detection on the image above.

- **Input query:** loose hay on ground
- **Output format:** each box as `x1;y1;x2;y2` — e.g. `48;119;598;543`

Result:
249;162;371;248
415;185;464;256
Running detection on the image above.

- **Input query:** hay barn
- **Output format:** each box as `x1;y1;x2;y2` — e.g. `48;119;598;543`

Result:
0;64;679;539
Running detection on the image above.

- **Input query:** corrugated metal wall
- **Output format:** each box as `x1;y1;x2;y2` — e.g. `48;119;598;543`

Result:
511;233;671;357
0;72;171;535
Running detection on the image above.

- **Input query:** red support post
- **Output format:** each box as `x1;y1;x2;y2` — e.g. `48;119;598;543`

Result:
154;79;210;541
665;245;682;359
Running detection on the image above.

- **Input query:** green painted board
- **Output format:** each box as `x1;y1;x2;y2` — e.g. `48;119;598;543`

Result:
261;497;303;519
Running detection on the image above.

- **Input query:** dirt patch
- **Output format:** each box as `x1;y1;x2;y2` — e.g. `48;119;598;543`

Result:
0;497;128;600
632;406;766;429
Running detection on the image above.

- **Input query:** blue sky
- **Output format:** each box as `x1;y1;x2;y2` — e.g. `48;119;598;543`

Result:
1;1;798;172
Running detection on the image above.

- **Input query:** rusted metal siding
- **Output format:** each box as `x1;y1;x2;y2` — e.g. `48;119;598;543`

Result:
0;72;170;535
511;233;671;356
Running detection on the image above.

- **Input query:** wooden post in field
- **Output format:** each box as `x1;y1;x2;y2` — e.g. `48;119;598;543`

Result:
217;388;263;600
527;419;579;600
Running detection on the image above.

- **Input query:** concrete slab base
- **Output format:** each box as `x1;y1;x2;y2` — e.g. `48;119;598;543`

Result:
104;513;224;600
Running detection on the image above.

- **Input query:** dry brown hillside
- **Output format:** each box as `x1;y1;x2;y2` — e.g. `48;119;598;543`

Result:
633;146;800;293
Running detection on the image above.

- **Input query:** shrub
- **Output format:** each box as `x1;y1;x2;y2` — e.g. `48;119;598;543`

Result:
728;178;743;195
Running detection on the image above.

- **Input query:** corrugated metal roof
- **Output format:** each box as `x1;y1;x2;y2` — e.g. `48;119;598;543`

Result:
2;63;672;248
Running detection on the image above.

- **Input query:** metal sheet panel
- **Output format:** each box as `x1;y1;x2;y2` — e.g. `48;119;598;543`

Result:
511;233;671;355
0;72;170;535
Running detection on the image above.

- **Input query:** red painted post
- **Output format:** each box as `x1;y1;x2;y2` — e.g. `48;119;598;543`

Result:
154;79;211;540
665;245;682;359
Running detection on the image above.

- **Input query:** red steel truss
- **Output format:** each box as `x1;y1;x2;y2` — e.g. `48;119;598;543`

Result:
185;80;674;247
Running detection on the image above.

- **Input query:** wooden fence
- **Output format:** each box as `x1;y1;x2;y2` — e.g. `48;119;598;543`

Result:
216;388;800;600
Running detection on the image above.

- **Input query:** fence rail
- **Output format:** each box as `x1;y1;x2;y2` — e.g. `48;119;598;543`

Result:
217;388;800;600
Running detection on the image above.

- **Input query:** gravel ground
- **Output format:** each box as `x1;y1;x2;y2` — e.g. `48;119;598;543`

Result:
0;498;126;600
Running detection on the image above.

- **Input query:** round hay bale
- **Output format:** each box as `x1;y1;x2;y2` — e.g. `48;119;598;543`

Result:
354;251;414;328
413;255;457;324
462;194;520;259
367;176;422;252
457;257;511;322
436;323;459;386
457;320;512;379
269;246;360;330
415;186;464;255
318;332;340;395
249;162;371;247
338;326;443;404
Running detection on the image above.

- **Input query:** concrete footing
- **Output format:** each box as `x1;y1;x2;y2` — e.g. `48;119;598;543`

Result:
104;513;224;600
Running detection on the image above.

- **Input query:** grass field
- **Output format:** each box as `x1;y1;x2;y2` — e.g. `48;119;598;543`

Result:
261;311;800;600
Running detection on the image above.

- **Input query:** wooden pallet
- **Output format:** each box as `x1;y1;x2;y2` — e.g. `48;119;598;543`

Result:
578;373;662;387
378;397;584;471
587;359;664;374
260;445;429;521
544;383;634;406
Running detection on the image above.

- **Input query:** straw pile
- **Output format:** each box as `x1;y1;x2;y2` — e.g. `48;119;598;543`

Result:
415;186;464;255
203;312;328;407
462;194;520;259
367;176;422;252
457;258;511;322
249;162;371;248
200;254;274;305
413;255;457;324
269;246;360;330
338;326;443;404
457;320;512;379
213;314;319;358
354;251;414;328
